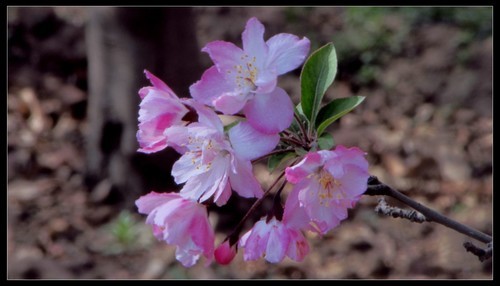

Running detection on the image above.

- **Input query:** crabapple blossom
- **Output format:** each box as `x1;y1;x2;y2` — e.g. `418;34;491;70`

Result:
136;70;189;154
190;17;310;134
284;146;370;234
165;106;279;206
135;192;214;267
238;216;309;263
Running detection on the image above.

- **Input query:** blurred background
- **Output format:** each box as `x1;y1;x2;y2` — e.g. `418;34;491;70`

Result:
7;7;492;279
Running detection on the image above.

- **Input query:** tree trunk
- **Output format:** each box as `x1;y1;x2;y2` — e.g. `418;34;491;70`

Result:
85;7;201;208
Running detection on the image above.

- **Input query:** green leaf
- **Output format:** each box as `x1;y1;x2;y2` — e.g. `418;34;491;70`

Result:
267;151;296;173
315;96;365;136
300;42;338;127
317;132;335;150
295;102;305;117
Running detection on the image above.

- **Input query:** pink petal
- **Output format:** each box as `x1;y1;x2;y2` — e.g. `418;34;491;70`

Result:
151;225;164;240
144;69;176;96
178;155;231;205
139;86;173;100
329;200;349;221
253;67;277;94
184;99;224;133
242;17;268;69
228;121;279;161
229;157;263;199
241;219;270;261
283;182;311;230
153;198;186;229
213;178;232;207
137;124;168;154
135;191;176;215
189;66;234;107
330;145;369;171
202;40;245;74
286;229;309;262
179;169;215;202
198;157;230;203
162;125;189;154
138;95;187;124
264;219;289;263
299;188;343;234
285;152;323;183
189;209;215;260
244;87;294;134
238;229;251;249
336;165;370;198
175;241;201;267
137;94;188;153
266;34;310;75
171;152;207;184
213;92;250;115
307;203;342;235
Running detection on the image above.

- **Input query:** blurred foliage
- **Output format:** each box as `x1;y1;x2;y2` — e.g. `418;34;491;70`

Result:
111;211;140;246
283;7;322;53
101;210;153;255
392;7;492;38
332;7;492;86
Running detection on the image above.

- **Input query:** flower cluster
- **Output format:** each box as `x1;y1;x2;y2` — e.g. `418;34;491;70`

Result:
135;17;369;267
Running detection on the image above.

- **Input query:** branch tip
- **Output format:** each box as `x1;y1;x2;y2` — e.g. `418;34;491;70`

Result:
463;241;493;262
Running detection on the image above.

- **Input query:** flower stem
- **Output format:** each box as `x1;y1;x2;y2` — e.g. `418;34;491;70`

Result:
281;137;306;148
225;171;287;245
294;113;310;146
268;178;288;221
283;129;304;143
251;148;294;164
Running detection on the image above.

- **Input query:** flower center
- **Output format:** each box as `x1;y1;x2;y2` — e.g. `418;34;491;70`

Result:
231;54;258;91
317;170;344;206
186;137;219;171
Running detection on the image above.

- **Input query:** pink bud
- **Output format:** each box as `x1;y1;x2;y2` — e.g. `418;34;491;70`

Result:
214;241;236;265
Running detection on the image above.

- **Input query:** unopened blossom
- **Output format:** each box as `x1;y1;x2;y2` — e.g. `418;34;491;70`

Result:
284;146;370;234
214;240;237;265
165;106;279;206
137;70;189;153
135;192;214;267
238;217;309;263
190;17;310;134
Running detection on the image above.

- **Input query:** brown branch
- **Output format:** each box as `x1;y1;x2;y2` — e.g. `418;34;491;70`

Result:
375;197;428;223
365;176;492;244
463;241;493;262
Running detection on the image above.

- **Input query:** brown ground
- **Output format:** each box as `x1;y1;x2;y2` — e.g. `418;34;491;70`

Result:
7;7;492;279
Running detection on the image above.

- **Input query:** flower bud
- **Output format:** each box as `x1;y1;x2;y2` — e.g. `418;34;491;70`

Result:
214;241;237;265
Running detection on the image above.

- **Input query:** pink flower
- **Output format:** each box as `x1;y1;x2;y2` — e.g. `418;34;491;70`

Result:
284;146;370;234
214;240;237;265
238;217;309;263
190;17;310;134
165;106;279;206
135;191;214;267
137;70;189;153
